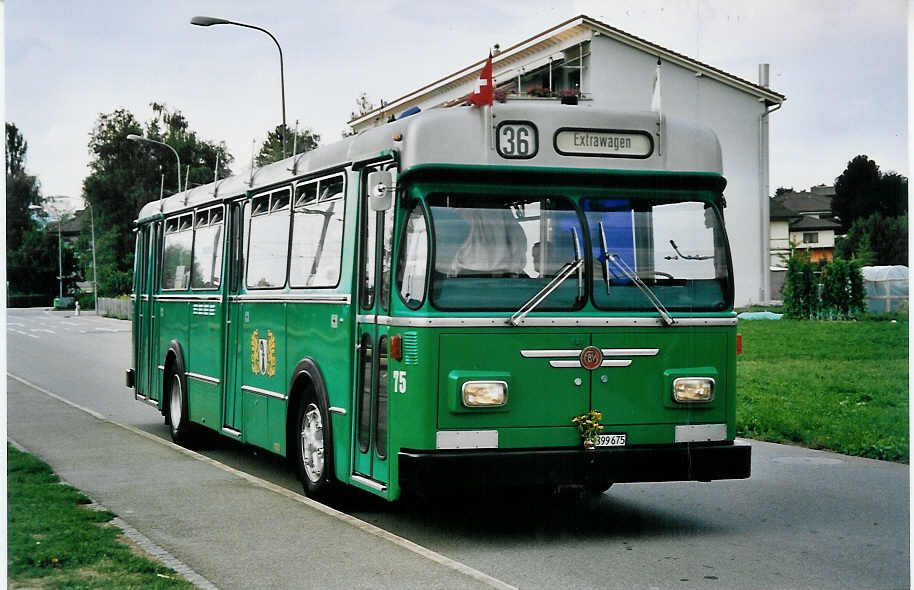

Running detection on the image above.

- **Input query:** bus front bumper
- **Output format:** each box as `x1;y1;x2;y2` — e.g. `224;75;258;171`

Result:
398;442;750;491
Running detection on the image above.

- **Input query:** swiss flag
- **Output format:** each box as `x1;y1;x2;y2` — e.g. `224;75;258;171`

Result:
469;54;493;107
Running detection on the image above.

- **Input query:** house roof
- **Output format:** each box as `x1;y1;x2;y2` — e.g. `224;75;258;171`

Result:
769;199;797;220
349;14;786;127
790;215;841;231
773;190;834;216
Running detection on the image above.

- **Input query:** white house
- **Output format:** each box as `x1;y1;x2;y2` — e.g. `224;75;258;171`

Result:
349;15;786;306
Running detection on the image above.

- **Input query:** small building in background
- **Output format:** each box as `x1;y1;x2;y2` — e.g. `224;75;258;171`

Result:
349;14;785;306
768;185;843;298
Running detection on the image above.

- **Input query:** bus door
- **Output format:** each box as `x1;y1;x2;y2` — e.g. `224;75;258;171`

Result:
222;200;245;435
353;166;396;489
135;222;159;402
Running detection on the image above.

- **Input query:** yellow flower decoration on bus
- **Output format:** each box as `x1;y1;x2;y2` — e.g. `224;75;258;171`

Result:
250;328;277;377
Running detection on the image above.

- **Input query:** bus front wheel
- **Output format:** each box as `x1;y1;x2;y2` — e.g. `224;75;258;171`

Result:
295;395;336;500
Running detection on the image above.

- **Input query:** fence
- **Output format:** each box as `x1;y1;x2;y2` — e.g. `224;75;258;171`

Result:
98;297;132;320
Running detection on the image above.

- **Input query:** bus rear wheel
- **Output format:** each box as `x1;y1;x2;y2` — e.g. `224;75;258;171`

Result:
295;396;336;500
165;364;193;447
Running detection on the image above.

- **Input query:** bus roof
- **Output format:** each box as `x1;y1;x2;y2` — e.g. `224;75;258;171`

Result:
136;104;722;221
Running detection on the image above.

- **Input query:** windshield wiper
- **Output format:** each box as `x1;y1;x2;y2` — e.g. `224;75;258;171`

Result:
606;253;676;327
598;222;613;295
668;239;713;261
509;230;584;327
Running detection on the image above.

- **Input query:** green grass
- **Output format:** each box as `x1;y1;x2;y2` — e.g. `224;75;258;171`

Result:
7;444;194;589
736;319;909;461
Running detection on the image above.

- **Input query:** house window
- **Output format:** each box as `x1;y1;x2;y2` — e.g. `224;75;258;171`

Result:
803;232;818;244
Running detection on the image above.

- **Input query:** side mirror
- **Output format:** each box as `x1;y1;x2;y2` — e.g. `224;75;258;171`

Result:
367;170;394;211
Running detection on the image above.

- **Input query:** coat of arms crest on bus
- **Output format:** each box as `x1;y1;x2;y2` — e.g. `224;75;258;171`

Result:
250;329;277;377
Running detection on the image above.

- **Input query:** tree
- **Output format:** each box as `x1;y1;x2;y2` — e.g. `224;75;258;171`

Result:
82;103;234;296
834;212;907;266
774;186;794;197
833;155;907;228
6;122;41;257
256;124;320;166
833;155;881;228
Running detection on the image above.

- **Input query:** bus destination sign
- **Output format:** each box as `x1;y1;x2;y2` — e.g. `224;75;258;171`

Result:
554;129;653;158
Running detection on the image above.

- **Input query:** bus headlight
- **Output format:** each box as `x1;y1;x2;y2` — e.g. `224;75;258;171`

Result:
672;377;715;403
462;381;508;407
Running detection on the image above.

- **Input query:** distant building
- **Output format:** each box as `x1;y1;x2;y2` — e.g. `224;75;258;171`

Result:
349;14;785;305
769;186;842;297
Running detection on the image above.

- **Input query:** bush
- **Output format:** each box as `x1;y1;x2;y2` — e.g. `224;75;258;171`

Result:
783;253;865;320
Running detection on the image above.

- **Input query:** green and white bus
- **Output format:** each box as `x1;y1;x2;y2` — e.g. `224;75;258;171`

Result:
127;102;750;501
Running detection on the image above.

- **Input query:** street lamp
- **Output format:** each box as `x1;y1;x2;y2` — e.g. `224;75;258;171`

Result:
127;134;182;193
191;15;287;159
82;199;98;314
29;202;64;303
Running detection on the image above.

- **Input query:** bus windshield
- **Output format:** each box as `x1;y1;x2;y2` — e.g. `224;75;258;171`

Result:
583;197;730;312
427;193;583;311
421;190;731;312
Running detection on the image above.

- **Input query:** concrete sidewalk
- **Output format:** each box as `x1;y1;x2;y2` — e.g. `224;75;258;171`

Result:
7;376;510;590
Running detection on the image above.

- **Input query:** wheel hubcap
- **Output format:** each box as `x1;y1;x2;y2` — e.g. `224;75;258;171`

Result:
300;403;324;483
169;374;182;429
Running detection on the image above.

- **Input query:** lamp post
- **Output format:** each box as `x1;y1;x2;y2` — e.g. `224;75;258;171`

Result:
127;134;182;193
82;199;98;314
191;16;286;159
29;202;64;303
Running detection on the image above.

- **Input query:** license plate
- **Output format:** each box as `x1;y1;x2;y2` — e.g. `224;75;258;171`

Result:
596;433;626;447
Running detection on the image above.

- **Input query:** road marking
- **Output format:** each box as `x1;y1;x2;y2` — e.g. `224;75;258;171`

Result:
31;328;56;334
8;322;25;327
10;329;39;339
7;373;518;590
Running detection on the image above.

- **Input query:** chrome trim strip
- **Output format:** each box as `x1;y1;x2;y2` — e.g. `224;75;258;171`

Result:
157;365;165;372
329;406;347;415
376;316;737;328
600;359;633;367
602;348;659;356
186;372;221;385
356;314;376;323
241;384;287;400
549;360;582;368
231;293;351;304
521;349;581;358
135;394;147;400
131;294;138;301
222;426;242;437
138;294;148;301
350;473;387;492
144;398;160;407
156;294;222;302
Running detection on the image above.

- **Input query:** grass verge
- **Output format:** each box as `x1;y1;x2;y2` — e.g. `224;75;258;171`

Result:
736;319;908;461
7;444;194;589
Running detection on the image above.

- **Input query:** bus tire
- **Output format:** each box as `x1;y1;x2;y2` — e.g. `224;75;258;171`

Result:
165;356;194;447
294;392;336;500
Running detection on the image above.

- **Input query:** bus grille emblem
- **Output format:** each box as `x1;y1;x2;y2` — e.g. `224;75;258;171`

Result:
580;346;603;370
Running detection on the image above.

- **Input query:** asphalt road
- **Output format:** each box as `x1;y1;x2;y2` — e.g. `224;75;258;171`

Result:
7;307;910;589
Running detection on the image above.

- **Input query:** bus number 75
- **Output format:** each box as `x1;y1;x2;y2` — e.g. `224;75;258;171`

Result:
392;370;407;394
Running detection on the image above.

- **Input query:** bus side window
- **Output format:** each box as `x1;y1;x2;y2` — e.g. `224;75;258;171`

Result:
247;189;291;289
360;174;378;309
396;204;428;309
191;206;225;290
290;174;345;288
162;215;193;290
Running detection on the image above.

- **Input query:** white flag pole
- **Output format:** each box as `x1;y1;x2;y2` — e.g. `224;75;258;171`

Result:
651;58;663;156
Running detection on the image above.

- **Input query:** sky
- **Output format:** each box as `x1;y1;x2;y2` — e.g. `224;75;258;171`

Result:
6;0;909;211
